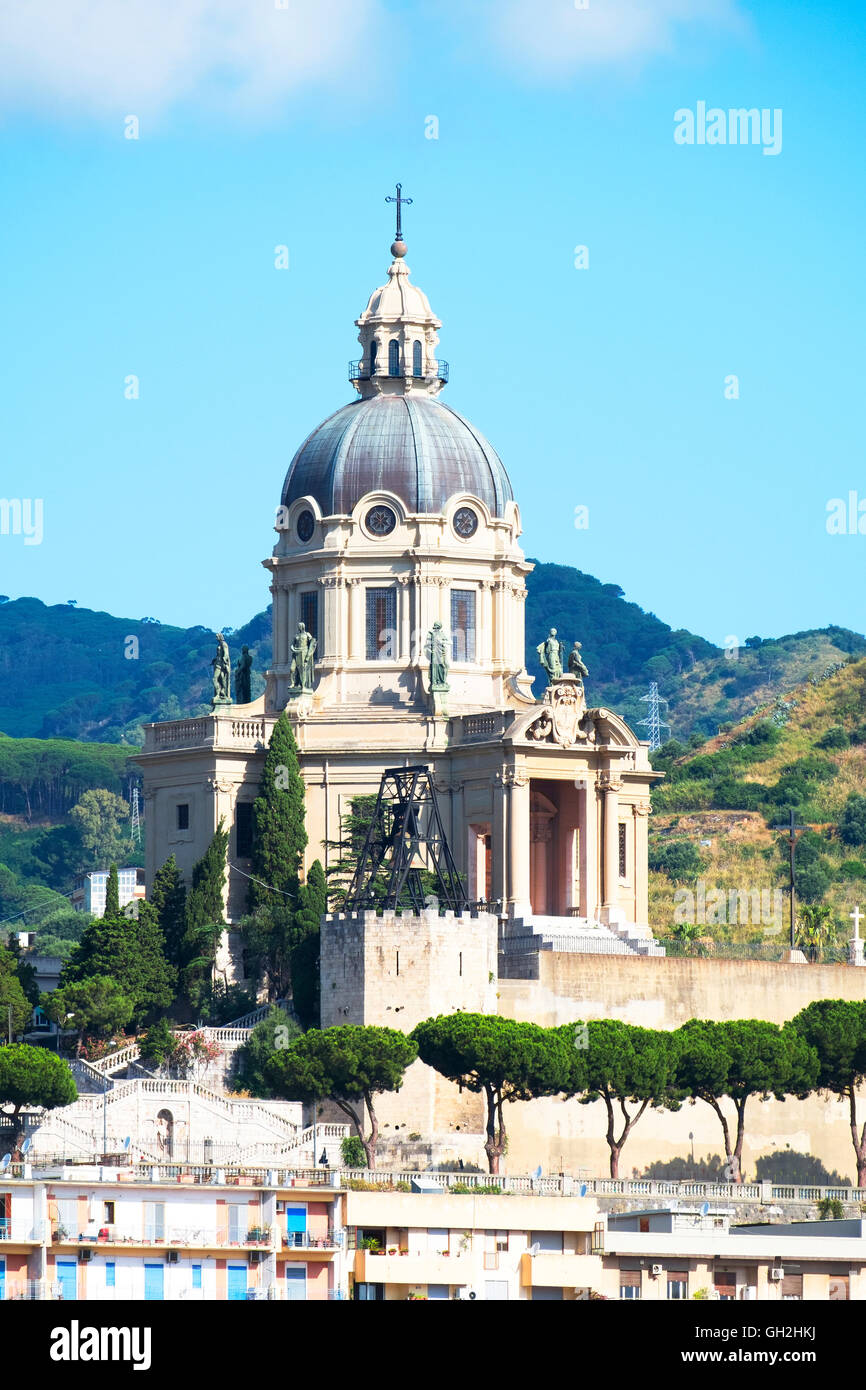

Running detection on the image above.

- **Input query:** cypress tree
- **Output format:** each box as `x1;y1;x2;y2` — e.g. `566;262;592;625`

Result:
150;854;187;970
247;711;307;911
103;863;120;919
290;859;326;1029
182;821;228;1013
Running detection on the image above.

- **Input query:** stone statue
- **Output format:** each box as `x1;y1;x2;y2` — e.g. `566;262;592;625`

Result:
234;645;253;704
426;621;450;691
567;640;589;681
537;627;563;685
289;621;317;692
211;632;231;704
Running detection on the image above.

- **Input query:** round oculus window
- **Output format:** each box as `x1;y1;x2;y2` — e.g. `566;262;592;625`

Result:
365;504;397;537
453;506;479;538
296;509;315;542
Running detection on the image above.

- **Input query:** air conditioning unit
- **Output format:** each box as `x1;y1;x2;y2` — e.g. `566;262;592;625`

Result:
456;1286;479;1300
165;1250;180;1265
78;1248;93;1264
249;1250;264;1266
276;1201;286;1214
770;1268;784;1282
651;1264;663;1277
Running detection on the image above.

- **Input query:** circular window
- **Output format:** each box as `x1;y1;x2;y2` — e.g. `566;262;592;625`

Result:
453;506;479;539
296;509;315;543
365;504;397;537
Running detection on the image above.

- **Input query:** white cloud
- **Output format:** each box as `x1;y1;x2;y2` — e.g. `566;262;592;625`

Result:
476;0;749;76
0;0;382;121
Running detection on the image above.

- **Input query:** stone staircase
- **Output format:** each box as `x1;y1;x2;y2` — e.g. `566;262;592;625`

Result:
502;915;665;958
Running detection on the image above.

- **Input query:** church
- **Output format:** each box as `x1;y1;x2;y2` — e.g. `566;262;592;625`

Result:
129;197;866;1175
136;197;661;958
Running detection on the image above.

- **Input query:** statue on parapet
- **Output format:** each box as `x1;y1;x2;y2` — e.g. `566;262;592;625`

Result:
289;622;317;692
426;621;450;692
211;633;232;705
568;640;589;681
234;645;253;704
537;627;563;684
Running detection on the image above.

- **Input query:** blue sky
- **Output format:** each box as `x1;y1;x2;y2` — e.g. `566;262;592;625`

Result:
1;0;864;647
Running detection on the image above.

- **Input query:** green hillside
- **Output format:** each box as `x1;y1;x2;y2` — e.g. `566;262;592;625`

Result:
3;570;863;745
647;658;866;952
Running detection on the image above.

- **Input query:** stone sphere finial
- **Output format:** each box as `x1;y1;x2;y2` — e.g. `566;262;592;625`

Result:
391;239;408;258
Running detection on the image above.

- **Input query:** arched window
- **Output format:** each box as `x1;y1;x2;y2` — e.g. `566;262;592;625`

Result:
388;339;400;376
413;341;422;377
369;340;377;374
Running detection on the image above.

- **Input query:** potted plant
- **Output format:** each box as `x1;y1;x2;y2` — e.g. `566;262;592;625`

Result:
52;1225;68;1244
359;1237;380;1253
388;1247;398;1256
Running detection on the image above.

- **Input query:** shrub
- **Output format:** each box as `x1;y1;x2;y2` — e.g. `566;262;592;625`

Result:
817;726;849;750
816;1198;845;1220
839;859;866;881
840;794;866;848
648;840;705;884
341;1135;367;1168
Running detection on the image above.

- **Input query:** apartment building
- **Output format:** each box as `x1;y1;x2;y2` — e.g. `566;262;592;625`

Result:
0;1169;341;1302
2;1170;865;1301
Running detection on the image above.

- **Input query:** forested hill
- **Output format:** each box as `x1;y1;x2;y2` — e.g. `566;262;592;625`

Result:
1;569;864;745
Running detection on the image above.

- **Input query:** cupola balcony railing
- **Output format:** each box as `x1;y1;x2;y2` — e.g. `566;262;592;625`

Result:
349;359;448;384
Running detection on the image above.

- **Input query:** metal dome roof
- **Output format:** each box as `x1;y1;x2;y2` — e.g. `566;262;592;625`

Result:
281;394;513;518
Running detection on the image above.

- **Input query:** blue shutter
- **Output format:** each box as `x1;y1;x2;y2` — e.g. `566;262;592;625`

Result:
144;1264;164;1301
285;1265;307;1301
0;1257;5;1301
285;1206;306;1234
227;1264;248;1301
56;1259;77;1301
105;1261;116;1288
192;1264;202;1290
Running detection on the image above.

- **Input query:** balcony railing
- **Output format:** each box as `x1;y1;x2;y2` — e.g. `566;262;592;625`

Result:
348;359;449;384
282;1229;340;1249
51;1224;274;1248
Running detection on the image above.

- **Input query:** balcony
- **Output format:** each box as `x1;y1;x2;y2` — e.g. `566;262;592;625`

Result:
51;1224;274;1251
519;1251;603;1291
348;359;449;385
0;1218;42;1244
354;1249;468;1285
281;1229;339;1252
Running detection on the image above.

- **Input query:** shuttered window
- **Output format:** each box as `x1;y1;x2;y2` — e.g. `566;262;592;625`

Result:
366;588;396;660
619;1270;641;1299
451;589;476;663
781;1273;803;1300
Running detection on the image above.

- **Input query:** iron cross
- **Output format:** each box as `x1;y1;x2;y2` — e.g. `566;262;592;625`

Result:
386;182;413;242
772;808;808;949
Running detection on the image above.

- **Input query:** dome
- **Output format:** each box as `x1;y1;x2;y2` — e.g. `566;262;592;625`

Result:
281;394;514;519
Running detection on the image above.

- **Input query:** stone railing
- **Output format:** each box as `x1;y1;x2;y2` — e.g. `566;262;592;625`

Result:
144;714;272;753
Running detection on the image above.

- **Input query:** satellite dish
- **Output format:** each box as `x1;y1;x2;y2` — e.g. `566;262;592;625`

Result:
529;1242;541;1257
20;1138;31;1155
579;1184;588;1197
700;1201;710;1216
0;1154;11;1171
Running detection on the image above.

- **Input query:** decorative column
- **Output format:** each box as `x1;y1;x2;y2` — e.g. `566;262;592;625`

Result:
479;581;494;665
347;578;364;660
600;774;623;924
398;575;412;661
505;770;531;920
633;800;651;925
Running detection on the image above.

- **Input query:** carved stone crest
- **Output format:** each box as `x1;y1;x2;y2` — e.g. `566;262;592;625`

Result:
526;675;594;749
